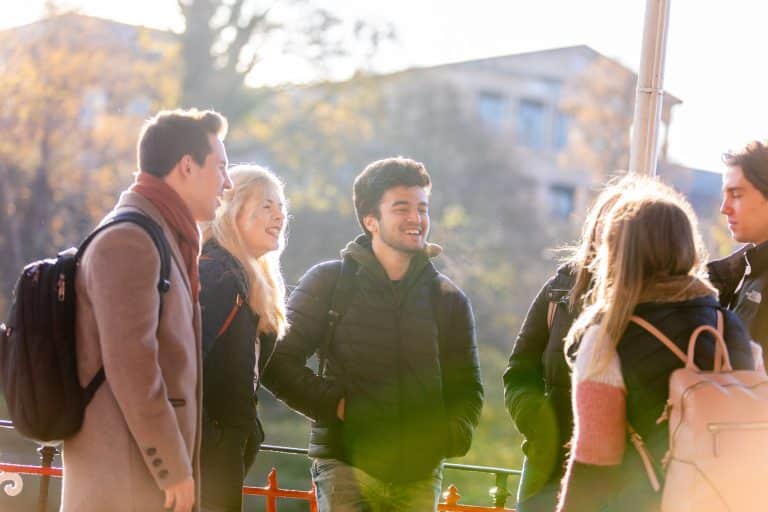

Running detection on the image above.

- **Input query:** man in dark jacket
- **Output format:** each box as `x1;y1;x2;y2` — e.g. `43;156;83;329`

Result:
262;157;483;511
708;140;768;366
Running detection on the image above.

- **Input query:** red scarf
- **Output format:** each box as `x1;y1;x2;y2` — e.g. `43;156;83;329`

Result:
130;172;201;299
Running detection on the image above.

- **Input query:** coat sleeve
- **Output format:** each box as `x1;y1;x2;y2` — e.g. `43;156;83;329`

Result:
261;261;345;423
503;274;554;430
80;225;191;489
439;280;484;459
199;260;244;359
557;325;627;512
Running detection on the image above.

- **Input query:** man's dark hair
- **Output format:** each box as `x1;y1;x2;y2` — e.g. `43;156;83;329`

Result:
353;157;432;236
138;109;228;177
722;140;768;199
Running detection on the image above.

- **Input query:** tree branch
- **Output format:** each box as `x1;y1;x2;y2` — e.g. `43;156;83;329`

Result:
222;2;276;77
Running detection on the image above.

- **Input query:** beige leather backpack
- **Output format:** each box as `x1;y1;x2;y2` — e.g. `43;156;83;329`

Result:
630;311;768;512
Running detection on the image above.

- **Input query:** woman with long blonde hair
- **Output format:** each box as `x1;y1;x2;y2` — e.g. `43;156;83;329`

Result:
557;181;754;511
198;165;289;512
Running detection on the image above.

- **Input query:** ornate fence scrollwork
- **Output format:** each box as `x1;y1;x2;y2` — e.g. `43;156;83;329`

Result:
0;469;23;497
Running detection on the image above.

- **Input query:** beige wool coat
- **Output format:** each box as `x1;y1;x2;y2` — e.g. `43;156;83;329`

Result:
61;191;203;512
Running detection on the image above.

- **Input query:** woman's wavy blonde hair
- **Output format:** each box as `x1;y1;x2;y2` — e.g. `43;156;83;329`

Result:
565;179;709;377
201;164;288;339
564;173;645;312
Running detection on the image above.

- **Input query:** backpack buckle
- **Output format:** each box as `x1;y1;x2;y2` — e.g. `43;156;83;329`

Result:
57;273;66;302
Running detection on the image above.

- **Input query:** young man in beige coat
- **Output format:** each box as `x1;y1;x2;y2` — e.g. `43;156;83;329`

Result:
61;109;231;512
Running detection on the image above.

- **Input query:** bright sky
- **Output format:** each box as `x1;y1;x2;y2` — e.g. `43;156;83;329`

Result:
3;0;767;173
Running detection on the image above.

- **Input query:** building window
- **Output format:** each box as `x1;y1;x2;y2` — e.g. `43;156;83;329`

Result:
554;111;570;150
518;99;546;149
477;91;505;131
550;184;575;219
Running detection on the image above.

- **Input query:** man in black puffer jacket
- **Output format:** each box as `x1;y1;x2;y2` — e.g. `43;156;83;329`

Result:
262;157;483;511
708;140;768;367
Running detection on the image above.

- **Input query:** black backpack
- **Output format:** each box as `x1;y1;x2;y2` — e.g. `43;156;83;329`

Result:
0;211;171;443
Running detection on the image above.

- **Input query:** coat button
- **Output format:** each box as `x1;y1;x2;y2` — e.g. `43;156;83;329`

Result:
146;448;157;456
152;458;163;467
158;469;168;479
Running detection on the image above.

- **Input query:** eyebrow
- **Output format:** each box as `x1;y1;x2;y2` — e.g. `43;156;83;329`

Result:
264;198;285;207
389;200;429;208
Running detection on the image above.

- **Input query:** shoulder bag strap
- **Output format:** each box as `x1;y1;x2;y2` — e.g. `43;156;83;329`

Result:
318;257;358;378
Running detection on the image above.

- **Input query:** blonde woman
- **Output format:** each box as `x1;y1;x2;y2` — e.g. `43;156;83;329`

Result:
199;165;288;512
557;182;754;511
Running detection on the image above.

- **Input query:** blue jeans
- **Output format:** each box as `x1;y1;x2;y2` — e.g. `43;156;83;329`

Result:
311;458;443;512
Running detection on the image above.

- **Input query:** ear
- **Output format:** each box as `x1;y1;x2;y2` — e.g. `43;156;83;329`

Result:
179;155;194;176
363;215;379;235
176;155;194;178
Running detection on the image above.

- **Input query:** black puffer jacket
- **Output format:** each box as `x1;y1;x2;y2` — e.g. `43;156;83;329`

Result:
503;265;575;480
199;240;277;511
262;236;483;483
562;294;755;512
708;241;768;366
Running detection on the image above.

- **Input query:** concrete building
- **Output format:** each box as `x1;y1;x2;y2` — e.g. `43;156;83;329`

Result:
354;45;685;223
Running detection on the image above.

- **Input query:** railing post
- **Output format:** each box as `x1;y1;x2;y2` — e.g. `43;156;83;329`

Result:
443;484;461;507
309;481;318;512
266;468;278;512
489;472;510;508
37;445;58;512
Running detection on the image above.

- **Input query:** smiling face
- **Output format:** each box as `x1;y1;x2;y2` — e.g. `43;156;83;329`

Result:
721;165;768;244
236;181;287;259
364;185;430;255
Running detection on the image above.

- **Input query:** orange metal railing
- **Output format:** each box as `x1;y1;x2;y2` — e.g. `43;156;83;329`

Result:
0;421;518;511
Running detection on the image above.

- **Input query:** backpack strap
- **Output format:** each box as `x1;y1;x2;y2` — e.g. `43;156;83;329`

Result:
546;301;557;330
630;315;692;368
216;293;245;338
631;310;727;373
79;211;172;295
318;256;359;378
628;424;662;492
77;211;172;403
198;253;248;341
431;274;451;354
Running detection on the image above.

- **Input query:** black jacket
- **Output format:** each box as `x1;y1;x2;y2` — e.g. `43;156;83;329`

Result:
262;235;483;483
562;295;754;512
200;240;277;429
503;264;577;508
708;242;768;366
199;240;277;511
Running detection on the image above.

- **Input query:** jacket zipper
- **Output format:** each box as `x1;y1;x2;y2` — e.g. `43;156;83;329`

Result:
393;282;404;468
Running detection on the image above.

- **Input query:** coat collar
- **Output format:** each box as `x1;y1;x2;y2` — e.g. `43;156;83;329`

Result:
340;234;439;288
201;239;249;295
745;240;768;277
